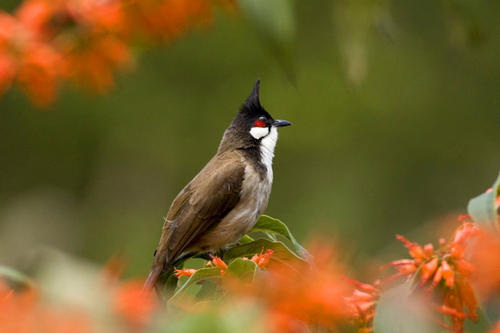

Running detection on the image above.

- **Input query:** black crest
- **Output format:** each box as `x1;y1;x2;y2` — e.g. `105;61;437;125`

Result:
219;80;276;161
235;79;273;126
242;79;263;114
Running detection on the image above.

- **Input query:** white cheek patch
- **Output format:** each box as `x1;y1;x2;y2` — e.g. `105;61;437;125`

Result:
260;126;278;183
250;126;270;140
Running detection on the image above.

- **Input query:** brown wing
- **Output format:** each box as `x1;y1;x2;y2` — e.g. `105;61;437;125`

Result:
144;152;244;290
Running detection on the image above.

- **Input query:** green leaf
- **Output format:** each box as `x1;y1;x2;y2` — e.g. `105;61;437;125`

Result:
168;267;221;304
195;278;219;300
249;215;310;259
226;258;258;282
239;234;254;244
237;0;296;81
467;172;500;231
0;265;33;288
223;238;307;272
464;307;492;333
162;312;225;333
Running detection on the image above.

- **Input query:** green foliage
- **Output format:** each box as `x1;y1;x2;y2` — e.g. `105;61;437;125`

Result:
237;0;296;81
170;214;309;302
226;258;258;282
467;172;500;232
249;215;310;259
223;238;305;268
169;214;312;302
169;267;222;304
464;308;492;333
0;265;33;289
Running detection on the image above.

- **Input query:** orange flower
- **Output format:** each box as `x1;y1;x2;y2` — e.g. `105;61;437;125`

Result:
232;244;352;332
0;14;18;96
174;268;198;278
174;250;273;279
1;0;234;104
101;253;128;282
17;0;127;37
396;234;426;262
0;52;16;96
250;249;274;269
17;42;61;106
208;255;228;274
388;221;481;332
490;320;500;333
496;195;500;215
469;231;500;297
59;34;132;93
15;0;55;39
0;279;91;333
451;222;480;249
343;278;380;330
19;0;132;93
441;260;455;288
0;11;61;106
421;257;438;285
127;0;216;42
113;280;157;330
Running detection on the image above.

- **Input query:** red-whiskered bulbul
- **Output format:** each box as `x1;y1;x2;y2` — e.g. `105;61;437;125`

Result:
144;80;291;291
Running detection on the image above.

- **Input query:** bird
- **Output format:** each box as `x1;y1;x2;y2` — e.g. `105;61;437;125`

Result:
144;80;291;291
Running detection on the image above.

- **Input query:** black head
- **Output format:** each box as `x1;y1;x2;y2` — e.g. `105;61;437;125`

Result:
230;80;291;141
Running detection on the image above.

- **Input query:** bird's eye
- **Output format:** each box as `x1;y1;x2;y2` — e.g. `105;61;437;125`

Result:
253;119;267;127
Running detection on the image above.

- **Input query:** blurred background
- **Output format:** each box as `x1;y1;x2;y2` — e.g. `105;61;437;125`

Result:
0;0;499;278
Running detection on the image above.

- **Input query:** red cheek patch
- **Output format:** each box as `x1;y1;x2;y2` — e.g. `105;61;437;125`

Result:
253;120;266;127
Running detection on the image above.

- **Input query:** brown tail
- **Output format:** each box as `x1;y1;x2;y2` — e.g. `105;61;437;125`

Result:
143;265;163;292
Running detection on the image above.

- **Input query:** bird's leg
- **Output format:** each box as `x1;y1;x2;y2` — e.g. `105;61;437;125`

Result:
191;246;232;262
194;252;213;261
214;245;233;258
172;251;197;267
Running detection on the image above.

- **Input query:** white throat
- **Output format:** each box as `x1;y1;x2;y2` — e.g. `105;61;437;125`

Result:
259;126;278;183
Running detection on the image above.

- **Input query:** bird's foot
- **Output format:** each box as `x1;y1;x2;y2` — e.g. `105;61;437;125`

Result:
172;251;197;267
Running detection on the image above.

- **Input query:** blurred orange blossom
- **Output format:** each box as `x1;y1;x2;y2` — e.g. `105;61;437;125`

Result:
0;0;235;105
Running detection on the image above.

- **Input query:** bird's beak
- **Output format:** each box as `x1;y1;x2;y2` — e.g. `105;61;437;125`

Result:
272;119;292;127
